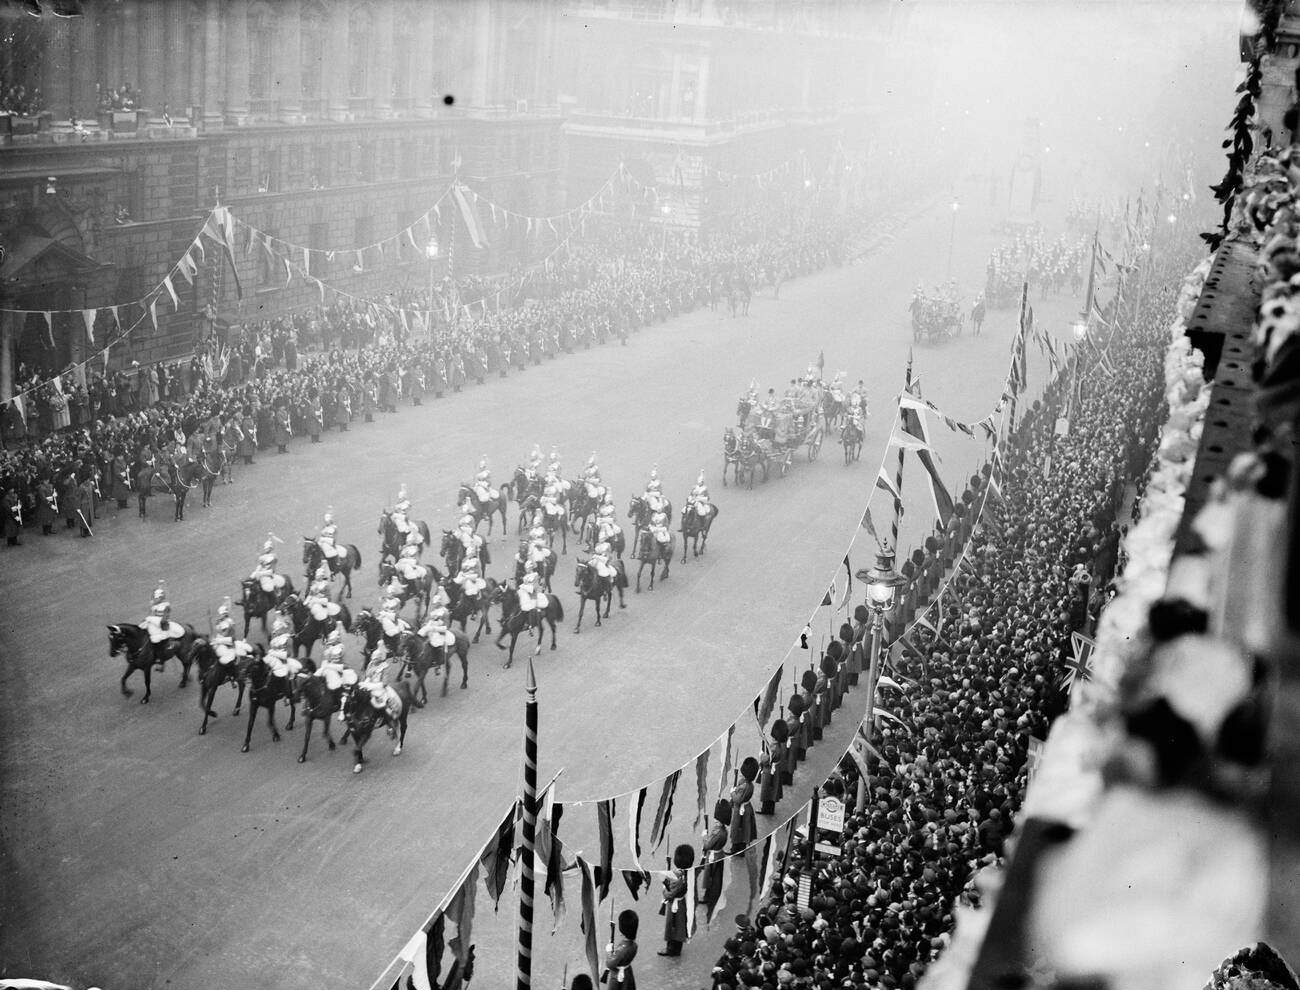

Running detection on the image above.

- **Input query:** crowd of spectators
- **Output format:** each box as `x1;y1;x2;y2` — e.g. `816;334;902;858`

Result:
0;200;860;546
705;279;1174;990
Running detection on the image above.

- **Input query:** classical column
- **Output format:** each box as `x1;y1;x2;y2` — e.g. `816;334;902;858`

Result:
224;0;251;125
410;2;433;117
470;1;492;108
325;0;350;121
117;1;140;91
41;14;73;125
202;0;224;129
137;0;166;123
276;0;304;121
370;1;393;118
164;0;190;123
694;53;710;123
69;9;97;124
188;5;204;122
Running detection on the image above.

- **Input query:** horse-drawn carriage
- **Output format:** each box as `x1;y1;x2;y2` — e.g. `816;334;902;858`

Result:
725;396;824;487
768;407;823;476
910;286;963;344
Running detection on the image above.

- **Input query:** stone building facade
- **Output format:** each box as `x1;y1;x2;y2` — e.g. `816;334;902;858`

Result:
0;0;563;398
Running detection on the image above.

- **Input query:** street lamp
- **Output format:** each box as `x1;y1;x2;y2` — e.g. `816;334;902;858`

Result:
856;548;906;713
946;199;960;279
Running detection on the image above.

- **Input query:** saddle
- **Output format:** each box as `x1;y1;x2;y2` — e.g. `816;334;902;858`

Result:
320;665;357;691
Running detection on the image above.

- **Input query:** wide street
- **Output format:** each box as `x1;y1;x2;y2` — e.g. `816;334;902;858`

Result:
0;190;1070;990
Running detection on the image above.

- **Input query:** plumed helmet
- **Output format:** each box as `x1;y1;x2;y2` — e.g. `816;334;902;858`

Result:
530;526;546;541
739;756;760;782
459;514;476;529
215;615;233;634
770;718;790;744
262;538;275;553
397;483;409;501
617;909;639;939
272;614;289;634
788;695;806;717
697;470;706;486
151;581;167;604
315;563;331;582
587;452;597;468
371;641;388;660
673;843;696;869
323;510;334;525
595;541;611;555
530;444;542;463
713;798;733;826
326;627;342;644
401;545;419;559
217;595;232;618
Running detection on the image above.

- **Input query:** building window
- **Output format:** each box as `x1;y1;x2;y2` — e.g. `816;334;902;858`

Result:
348;7;372;99
301;4;326;109
249;10;276;103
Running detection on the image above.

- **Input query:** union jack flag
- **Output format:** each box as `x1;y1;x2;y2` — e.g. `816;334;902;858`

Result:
1060;632;1095;694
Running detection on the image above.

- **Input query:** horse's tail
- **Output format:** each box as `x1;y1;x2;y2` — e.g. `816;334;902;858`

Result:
338;604;353;632
350;545;363;569
552;596;565;622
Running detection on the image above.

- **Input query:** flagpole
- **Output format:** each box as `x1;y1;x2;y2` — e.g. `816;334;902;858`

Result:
888;352;913;554
517;656;539;990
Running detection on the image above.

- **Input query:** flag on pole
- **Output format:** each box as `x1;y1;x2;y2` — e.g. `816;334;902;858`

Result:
446;863;478;967
596;799;615;901
627;787;647;870
897;395;954;526
694;749;710;828
576;856;602;986
480;802;517;909
649;771;681;851
536;786;566;931
401;915;444;990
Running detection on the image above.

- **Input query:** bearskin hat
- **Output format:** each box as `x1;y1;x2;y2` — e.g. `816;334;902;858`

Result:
713;798;733;826
673;843;696;869
770;718;790;744
800;669;818;692
739;756;760;782
788;695;806;717
617;908;639;939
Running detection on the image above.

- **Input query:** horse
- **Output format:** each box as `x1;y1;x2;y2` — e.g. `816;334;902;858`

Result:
198;448;225;508
353;608;413;659
727;279;752;317
239;575;295;638
340;679;414;774
822;395;845;430
841;420;864;464
679;502;719;562
456;483;510;539
107;622;199;704
516;494;542;535
567;486;600;539
723;429;745;487
197;642;256;735
633;529;673;592
514;548;558;592
494;585;564;667
377;509;432;566
573;559;626;632
292;664;348;763
301;538;362;599
148;460;202;521
539;503;569;554
396;626;471;703
627;494;673;552
510;467;544;515
281;592;353;659
439;529;493;579
738;433;770;489
442;575;498;642
239;654;297;753
377;558;440;619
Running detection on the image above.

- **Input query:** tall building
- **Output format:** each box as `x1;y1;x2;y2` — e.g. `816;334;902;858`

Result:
557;0;896;231
0;0;563;399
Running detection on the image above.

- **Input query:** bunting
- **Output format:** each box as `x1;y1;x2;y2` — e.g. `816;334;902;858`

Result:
694;749;710;828
596;799;614;902
897;395;954;526
80;309;96;344
648;772;680;851
576;857;601;987
627;787;647;871
480;802;517;909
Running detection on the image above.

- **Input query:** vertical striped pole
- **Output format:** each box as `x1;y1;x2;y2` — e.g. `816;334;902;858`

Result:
516;654;539;990
888;351;912;554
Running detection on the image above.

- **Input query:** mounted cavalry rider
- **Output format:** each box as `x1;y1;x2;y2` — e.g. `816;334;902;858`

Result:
318;629;357;714
643;468;668;515
686;471;712;518
589;540;618;581
376;595;406;639
524;444;543;485
453;549;487;597
306;564;342;624
394;544;428;584
264;614;302;678
356;647;402;720
140;581;186;667
418;606;457;648
456;514;485;556
472;456;499;507
211;597;254;666
528;525;554;571
648;510;671;547
250;534;287;594
517;563;550;613
318;508;342;562
540;483;565;523
596;496;622;546
582;453;605;501
546;447;570;496
391;484;415;539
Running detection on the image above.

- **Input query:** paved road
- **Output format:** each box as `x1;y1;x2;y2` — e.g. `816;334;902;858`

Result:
0;193;1069;990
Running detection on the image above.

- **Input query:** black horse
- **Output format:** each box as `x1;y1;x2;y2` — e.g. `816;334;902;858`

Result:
377;509;432;568
293;664;349;763
107;622;199;704
199;448;225;508
567;486;600;539
240;655;297;753
495;585;564;667
738;433;771;489
573;559;626;633
443;576;498;642
239;575;296;638
680;503;720;562
634;530;674;592
301;538;362;599
354;608;415;659
377;558;440;619
396;625;472;702
841;419;864;464
510;467;544;519
156;459;203;521
340;680;414;774
513;547;558;591
627;494;673;552
439;530;493;581
281;592;353;659
197;643;256;735
456;483;510;539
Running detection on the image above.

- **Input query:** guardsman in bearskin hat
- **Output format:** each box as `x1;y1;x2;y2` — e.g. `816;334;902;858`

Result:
727;757;759;852
604;909;639;988
760;719;789;812
699;800;731;917
659;844;694;957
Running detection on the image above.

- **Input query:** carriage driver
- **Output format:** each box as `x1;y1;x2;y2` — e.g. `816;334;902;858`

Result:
454;549;487;597
391;484;413;536
306;565;342;624
394;544;428;584
517;562;549;613
648;510;671;546
211;597;254;666
589;541;618;580
644;468;667;514
472;456;499;506
686;471;711;517
250;534;287;594
318;508;342;561
829;372;846;406
582;453;605;501
264;614;302;678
